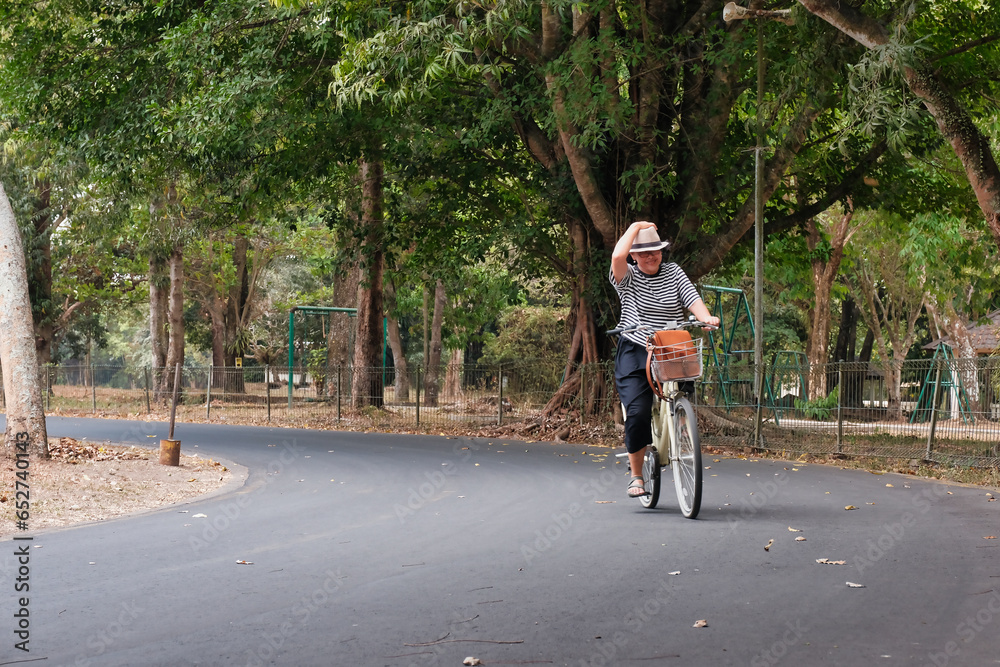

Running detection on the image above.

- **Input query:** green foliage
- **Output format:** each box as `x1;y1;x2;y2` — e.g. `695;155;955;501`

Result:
795;387;839;421
2;0;999;385
479;306;569;370
305;348;328;387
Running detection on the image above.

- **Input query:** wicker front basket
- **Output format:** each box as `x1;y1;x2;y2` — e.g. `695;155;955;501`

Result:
650;336;703;382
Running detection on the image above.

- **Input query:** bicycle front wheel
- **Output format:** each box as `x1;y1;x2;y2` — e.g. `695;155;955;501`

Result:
643;398;669;509
671;397;702;519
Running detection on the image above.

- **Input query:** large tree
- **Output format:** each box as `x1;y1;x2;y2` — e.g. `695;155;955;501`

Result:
797;0;1000;245
328;0;900;413
0;182;47;458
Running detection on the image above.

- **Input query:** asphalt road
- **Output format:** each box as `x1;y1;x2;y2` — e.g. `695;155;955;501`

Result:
2;416;999;667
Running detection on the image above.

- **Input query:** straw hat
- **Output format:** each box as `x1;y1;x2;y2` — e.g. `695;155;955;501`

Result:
630;225;670;252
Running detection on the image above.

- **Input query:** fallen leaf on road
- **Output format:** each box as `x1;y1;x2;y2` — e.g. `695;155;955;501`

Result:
846;582;866;588
816;559;846;565
595;500;615;504
886;484;894;488
795;537;806;542
236;560;253;565
192;513;208;518
463;658;482;666
788;527;802;532
845;505;858;510
668;571;680;575
764;539;774;552
985;536;997;540
693;619;708;628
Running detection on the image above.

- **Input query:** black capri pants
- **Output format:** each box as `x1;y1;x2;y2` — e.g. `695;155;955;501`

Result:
614;337;695;454
614;338;655;454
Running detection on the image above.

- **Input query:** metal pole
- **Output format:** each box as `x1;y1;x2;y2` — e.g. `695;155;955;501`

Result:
206;365;213;420
91;364;97;414
753;20;765;449
415;366;421;426
836;368;844;453
288;308;295;409
498;365;504;427
168;363;181;441
144;367;151;413
337;363;342;422
926;364;943;461
266;365;271;423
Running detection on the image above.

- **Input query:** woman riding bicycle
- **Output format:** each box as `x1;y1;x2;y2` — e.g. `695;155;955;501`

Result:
610;221;720;499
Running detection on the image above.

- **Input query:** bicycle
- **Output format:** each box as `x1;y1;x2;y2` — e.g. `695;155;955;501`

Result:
609;320;715;518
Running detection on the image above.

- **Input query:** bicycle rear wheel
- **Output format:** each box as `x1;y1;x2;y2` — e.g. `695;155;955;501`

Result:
639;444;660;509
671;397;702;518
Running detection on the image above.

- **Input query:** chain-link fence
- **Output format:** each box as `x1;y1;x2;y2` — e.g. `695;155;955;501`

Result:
694;357;1000;468
3;356;998;467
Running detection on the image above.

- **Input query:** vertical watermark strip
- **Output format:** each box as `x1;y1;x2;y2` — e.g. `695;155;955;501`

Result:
12;430;33;653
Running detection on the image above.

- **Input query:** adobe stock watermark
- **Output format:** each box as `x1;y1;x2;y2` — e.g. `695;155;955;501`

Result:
188;439;306;554
393;437;479;524
924;589;1000;667
577;577;673;667
520;469;618;566
243;568;346;667
749;618;810;667
68;600;145;667
726;470;791;530
852;482;952;575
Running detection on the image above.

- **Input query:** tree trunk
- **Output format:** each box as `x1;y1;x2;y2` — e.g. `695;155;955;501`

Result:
149;253;169;400
797;0;1000;248
383;279;411;402
161;246;185;400
351;157;385;409
444;347;464;400
223;236;250;391
806;202;856;400
325;261;359;401
206;289;227;391
423;279;446;408
544;217;606;418
0;181;48;458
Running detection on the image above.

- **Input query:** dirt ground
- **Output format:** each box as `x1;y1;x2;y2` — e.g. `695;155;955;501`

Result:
1;437;241;540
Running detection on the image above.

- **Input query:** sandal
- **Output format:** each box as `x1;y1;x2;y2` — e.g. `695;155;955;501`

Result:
627;475;650;498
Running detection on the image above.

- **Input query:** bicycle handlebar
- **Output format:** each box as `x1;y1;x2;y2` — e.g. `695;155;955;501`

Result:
606;320;717;336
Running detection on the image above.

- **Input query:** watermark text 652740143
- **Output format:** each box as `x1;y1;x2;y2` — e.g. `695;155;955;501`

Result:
12;430;34;654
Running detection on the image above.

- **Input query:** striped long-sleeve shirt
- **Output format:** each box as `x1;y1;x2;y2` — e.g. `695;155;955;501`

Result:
609;262;701;347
